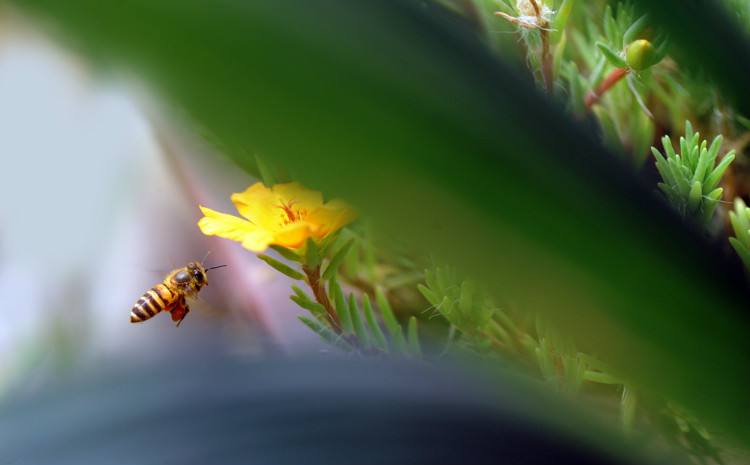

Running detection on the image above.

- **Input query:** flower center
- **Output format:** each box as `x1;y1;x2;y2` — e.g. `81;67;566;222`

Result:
277;200;307;226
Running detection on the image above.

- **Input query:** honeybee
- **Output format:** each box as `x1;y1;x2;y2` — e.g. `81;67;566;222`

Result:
130;261;225;327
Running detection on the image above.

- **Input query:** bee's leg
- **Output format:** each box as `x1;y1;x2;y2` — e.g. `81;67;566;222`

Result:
170;297;190;327
175;307;190;327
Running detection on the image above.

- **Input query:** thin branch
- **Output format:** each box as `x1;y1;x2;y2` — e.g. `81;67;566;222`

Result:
540;27;554;93
584;67;629;108
496;0;553;93
303;265;342;333
529;1;552;93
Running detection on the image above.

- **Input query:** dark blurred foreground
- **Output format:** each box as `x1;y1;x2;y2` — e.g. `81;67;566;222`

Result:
0;350;644;465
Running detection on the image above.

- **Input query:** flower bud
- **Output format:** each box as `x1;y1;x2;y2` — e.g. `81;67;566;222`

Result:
626;39;659;71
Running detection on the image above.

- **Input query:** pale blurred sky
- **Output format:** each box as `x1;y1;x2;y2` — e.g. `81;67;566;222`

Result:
0;29;153;271
0;18;323;387
0;22;178;378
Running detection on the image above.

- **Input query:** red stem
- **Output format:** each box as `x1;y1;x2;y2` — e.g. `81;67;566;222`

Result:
304;265;341;333
584;67;629;108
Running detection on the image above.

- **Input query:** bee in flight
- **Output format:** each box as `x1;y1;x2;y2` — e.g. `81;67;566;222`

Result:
130;261;226;327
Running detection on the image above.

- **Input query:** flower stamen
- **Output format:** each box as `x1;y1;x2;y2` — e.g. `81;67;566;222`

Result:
277;200;309;226
277;200;299;223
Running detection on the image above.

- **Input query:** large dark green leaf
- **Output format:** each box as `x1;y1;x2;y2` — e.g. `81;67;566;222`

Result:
10;0;750;442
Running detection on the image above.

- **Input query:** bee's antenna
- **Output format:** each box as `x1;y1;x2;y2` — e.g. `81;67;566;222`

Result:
205;265;227;272
201;250;212;265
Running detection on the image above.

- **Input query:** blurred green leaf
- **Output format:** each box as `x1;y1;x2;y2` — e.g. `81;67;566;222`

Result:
622;14;649;44
305;238;321;269
322;238;354;281
621;386;637;433
362;294;388;352
258;254;304;280
633;0;750;113
375;286;406;353
270;245;302;262
551;0;574;43
596;42;627;68
290;289;328;323
254;153;277;186
298;316;353;351
348;294;370;350
330;278;353;335
729;198;750;273
407;316;422;358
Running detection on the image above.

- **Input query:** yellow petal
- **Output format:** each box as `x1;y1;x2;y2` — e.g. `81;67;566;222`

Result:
232;182;328;233
230;182;279;230
271;182;324;212
307;199;357;237
197;206;273;252
272;222;315;249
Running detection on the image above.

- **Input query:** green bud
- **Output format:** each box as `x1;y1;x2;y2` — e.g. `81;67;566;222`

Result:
626;39;659;71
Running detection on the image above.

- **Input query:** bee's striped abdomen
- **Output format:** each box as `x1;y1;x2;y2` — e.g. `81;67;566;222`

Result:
130;284;176;323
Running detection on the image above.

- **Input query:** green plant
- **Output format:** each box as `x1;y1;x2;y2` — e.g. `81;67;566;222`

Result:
654;402;724;465
559;3;667;163
729;197;750;272
417;264;726;462
494;0;573;93
270;232;425;358
294;279;423;358
651;120;735;228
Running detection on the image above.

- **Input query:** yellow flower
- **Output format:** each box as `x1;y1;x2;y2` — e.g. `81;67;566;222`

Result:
197;182;356;252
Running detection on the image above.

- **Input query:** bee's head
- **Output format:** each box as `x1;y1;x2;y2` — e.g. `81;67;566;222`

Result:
186;261;208;288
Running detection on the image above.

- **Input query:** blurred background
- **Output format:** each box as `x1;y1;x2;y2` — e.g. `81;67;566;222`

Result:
0;10;331;395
